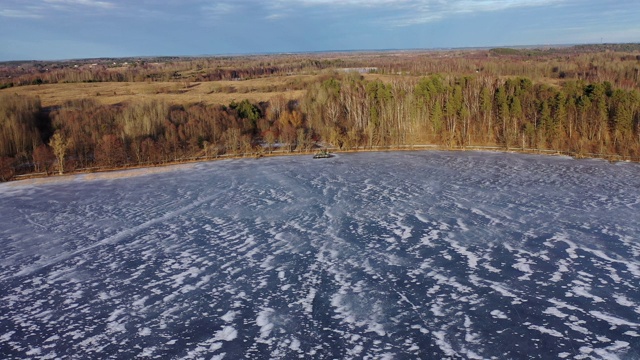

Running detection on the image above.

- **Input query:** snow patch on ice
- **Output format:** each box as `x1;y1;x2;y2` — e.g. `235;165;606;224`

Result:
543;307;568;318
433;331;457;357
490;310;508;319
256;308;275;342
570;286;604;303
289;337;301;351
215;326;238;342
0;331;15;341
528;324;564;338
448;239;479;269
512;257;534;280
593;341;630;359
589;311;640;327
221;310;237;322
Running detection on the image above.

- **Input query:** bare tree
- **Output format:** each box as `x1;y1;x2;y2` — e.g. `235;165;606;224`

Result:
264;131;276;154
0;157;14;181
50;132;69;175
32;144;55;174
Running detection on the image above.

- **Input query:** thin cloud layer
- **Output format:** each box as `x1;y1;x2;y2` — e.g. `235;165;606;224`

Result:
43;0;115;9
0;0;638;60
0;9;43;19
2;0;565;22
201;2;238;19
265;0;567;25
1;0;116;18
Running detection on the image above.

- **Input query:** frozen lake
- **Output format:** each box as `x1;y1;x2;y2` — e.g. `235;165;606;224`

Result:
1;151;640;359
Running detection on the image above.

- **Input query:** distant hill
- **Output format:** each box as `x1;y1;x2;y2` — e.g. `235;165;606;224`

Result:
490;43;640;57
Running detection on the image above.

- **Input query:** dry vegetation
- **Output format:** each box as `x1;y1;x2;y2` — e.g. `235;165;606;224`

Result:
1;77;316;107
1;44;640;181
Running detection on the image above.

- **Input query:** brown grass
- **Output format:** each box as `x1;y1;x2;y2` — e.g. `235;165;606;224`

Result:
0;75;319;107
0;73;418;108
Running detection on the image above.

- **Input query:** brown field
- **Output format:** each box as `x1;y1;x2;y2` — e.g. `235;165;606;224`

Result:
0;71;561;108
0;75;320;107
0;73;410;108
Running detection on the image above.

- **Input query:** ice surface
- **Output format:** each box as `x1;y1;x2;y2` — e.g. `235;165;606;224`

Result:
1;151;640;358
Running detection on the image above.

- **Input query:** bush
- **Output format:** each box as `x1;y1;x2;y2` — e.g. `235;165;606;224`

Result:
0;157;15;181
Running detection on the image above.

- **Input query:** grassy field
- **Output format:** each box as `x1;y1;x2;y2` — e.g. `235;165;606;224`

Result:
0;75;317;107
0;73;410;107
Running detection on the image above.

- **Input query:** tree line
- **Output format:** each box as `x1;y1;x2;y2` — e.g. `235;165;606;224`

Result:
0;56;352;88
3;45;640;90
301;74;639;155
1;73;639;181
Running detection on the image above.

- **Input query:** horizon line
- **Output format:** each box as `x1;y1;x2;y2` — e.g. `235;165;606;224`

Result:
1;41;637;63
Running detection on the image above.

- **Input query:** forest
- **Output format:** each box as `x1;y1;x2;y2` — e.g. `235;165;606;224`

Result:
1;44;640;181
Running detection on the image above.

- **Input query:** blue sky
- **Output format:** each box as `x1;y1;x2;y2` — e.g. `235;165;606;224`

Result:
1;0;639;61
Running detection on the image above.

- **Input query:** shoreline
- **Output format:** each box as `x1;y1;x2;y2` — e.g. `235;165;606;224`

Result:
6;145;639;184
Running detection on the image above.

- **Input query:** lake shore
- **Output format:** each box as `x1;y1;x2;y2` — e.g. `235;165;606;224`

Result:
7;144;638;184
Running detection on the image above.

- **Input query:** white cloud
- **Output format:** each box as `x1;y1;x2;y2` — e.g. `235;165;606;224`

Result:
265;13;286;20
0;9;43;18
266;0;567;26
447;0;564;14
201;1;238;19
403;0;568;26
287;0;561;7
0;0;116;20
43;0;116;9
297;0;407;5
